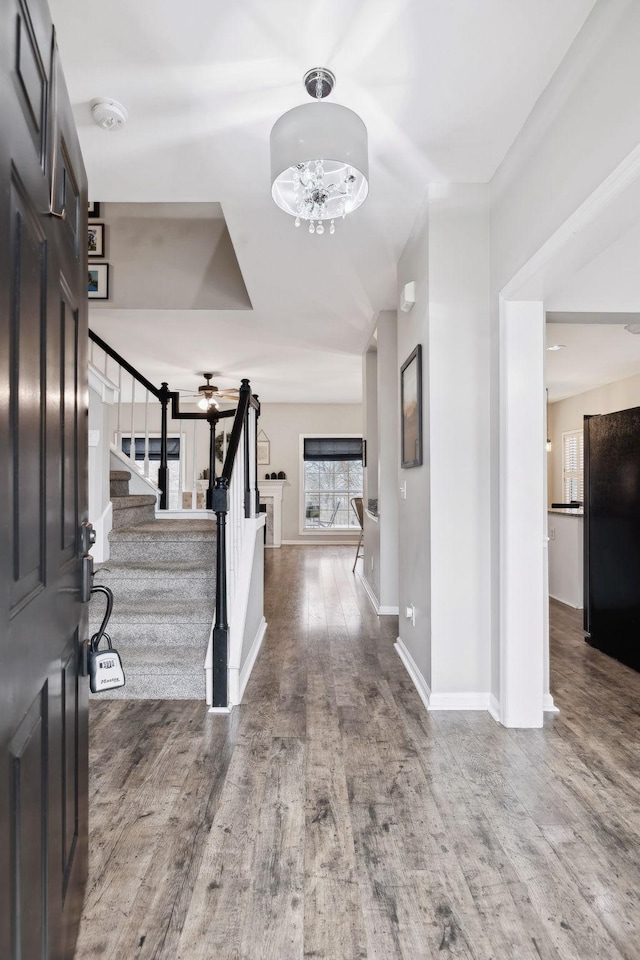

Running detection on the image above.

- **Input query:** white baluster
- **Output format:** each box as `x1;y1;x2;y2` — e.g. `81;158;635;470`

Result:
192;420;197;510
130;373;136;470
117;365;123;452
144;390;150;478
178;420;184;509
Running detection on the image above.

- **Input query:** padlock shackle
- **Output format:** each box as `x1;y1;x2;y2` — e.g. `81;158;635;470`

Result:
90;584;114;652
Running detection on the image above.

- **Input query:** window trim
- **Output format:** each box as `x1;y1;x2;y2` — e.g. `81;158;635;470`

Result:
298;433;362;536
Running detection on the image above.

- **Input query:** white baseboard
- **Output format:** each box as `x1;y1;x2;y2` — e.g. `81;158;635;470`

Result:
428;691;491;711
157;509;214;520
208;706;231;714
394;638;431;712
379;605;400;615
281;539;359;545
488;692;558;722
238;617;267;703
549;592;582;610
90;501;113;564
357;569;381;615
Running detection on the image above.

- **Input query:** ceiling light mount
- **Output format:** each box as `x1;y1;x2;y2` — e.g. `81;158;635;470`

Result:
270;68;368;236
303;67;336;101
624;323;640;335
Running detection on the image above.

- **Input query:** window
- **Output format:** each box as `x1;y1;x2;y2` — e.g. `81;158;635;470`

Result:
301;435;363;530
121;435;182;510
562;430;584;502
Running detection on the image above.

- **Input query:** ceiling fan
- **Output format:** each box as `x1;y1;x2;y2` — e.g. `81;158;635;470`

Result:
179;373;240;410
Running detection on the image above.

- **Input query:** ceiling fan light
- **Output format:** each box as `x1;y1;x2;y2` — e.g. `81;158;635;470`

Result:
198;395;219;410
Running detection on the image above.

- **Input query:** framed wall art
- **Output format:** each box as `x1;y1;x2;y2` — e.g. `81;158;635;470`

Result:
88;263;109;300
400;344;422;468
88;201;100;217
257;429;270;464
88;223;104;257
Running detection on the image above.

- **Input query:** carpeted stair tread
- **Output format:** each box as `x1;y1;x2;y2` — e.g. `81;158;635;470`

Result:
105;645;205;675
109;470;130;482
89;645;205;699
109;519;216;541
95;559;214;579
89;596;214;624
111;494;157;509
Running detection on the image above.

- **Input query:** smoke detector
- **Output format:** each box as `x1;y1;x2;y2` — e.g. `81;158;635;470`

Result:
91;98;128;131
625;323;640;335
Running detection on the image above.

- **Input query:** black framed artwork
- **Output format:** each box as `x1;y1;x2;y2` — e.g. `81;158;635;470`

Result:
88;223;104;257
400;344;423;468
88;201;100;217
88;263;109;299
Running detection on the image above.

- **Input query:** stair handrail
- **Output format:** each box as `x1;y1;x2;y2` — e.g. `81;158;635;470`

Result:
88;329;161;400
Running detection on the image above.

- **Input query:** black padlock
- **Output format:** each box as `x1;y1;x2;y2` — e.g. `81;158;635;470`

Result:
88;634;126;693
87;584;126;693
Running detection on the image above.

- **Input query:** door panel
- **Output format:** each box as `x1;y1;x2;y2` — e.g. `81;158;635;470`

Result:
9;686;48;960
9;173;47;610
1;0;89;957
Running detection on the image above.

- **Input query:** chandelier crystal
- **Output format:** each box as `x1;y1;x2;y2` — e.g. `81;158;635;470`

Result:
270;69;369;236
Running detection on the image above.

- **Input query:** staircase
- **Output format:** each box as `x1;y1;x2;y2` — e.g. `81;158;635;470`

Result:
89;471;216;699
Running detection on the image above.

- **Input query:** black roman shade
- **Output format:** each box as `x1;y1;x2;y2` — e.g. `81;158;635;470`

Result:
303;437;362;462
121;437;181;461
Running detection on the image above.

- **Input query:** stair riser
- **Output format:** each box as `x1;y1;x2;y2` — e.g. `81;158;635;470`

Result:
86;622;211;647
108;539;216;564
111;504;157;530
92;576;214;602
110;480;130;497
89;673;205;700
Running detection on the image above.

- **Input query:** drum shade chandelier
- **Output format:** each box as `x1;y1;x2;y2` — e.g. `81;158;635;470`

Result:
270;68;369;236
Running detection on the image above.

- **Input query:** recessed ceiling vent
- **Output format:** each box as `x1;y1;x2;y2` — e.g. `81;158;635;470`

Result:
91;98;129;131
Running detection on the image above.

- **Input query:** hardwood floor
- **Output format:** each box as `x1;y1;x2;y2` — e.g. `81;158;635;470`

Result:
75;549;640;960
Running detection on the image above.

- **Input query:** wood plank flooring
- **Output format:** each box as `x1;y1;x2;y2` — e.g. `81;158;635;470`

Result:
75;549;640;960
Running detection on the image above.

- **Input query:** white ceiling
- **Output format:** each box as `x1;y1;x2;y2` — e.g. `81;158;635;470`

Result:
546;323;640;403
51;0;597;402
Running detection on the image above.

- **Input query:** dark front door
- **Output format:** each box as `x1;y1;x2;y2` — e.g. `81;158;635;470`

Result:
0;1;89;957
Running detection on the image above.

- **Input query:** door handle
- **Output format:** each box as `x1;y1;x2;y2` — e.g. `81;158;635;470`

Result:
80;521;96;554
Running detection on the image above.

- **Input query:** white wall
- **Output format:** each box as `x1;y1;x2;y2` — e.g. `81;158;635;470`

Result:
376;312;399;612
488;0;640;715
428;185;491;698
396;202;432;688
548;372;640;502
257;403;362;544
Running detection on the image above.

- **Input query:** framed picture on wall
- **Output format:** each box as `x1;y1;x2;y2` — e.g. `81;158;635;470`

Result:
88;223;104;257
400;344;422;468
88;201;101;217
257;440;270;464
88;263;109;300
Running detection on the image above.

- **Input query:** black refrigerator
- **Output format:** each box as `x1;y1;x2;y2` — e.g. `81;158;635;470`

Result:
584;407;640;671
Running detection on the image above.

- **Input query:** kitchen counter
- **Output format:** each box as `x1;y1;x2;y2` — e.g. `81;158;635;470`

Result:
548;509;583;608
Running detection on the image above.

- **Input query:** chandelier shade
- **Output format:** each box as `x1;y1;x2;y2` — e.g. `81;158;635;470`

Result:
270;100;369;233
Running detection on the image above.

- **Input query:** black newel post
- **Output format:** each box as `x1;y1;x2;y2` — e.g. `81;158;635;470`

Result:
212;476;229;708
253;394;260;515
206;410;217;510
158;382;170;509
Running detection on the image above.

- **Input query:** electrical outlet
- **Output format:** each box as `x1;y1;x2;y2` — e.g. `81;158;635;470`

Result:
405;604;416;626
371;556;375;571
549;527;555;540
400;481;407;500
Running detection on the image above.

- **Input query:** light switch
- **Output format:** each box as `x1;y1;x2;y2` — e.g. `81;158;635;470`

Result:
400;481;407;500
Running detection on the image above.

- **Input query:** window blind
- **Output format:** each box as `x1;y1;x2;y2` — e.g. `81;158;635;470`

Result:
562;430;584;501
303;437;363;462
122;437;181;461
